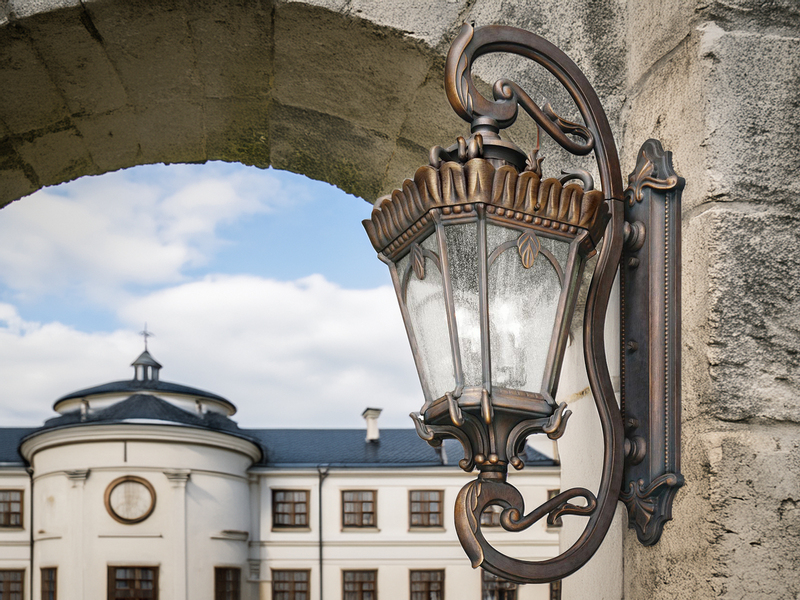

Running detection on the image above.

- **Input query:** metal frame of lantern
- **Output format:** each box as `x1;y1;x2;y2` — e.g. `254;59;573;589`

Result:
363;23;683;583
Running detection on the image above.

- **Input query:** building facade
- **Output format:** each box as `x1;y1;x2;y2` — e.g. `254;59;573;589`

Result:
0;351;560;600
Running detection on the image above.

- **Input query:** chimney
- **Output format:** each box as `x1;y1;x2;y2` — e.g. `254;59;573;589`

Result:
362;408;382;443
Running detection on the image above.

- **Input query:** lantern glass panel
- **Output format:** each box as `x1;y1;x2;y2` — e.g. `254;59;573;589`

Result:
402;233;455;401
444;222;482;388
487;224;568;393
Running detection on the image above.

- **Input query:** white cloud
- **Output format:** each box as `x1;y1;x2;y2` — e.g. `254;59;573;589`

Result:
0;165;307;302
0;275;423;430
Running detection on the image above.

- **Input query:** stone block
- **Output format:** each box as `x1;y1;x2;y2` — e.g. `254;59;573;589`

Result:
13;124;97;187
20;4;128;116
187;1;273;100
6;0;80;20
343;0;469;49
273;2;433;139
73;108;141;173
270;101;395;201
0;25;69;134
133;100;206;166
85;0;202;109
626;422;800;599
0;138;37;206
393;59;466;155
695;206;800;423
204;97;271;168
700;24;800;207
620;29;708;211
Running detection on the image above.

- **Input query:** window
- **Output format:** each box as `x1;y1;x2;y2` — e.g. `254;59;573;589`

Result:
481;570;516;600
409;491;443;527
342;491;376;528
0;490;22;527
42;568;57;600
410;570;443;600
214;568;240;600
107;566;158;599
272;490;309;528
272;570;309;600
481;505;503;527
343;570;376;600
0;570;23;600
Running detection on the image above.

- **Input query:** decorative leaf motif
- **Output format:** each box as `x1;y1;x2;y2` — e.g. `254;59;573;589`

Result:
411;243;425;280
517;231;540;269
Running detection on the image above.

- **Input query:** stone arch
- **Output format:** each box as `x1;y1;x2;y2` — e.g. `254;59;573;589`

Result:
0;0;478;208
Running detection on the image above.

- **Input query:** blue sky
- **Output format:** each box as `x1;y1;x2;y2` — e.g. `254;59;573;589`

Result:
0;163;421;429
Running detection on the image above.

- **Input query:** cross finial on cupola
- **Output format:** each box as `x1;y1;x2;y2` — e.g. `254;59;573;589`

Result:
131;324;163;382
139;322;154;351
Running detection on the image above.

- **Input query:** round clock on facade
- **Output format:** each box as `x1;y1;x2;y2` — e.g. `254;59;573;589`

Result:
104;476;156;524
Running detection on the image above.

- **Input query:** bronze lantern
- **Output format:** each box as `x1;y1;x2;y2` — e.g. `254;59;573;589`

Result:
363;23;684;583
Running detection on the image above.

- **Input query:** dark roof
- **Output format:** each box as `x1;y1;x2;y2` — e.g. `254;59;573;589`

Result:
40;394;245;435
0;418;555;470
0;427;36;465
54;379;233;410
131;350;162;368
246;428;555;469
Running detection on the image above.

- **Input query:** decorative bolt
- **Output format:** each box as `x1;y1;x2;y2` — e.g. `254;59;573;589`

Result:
626;340;638;352
627;257;640;269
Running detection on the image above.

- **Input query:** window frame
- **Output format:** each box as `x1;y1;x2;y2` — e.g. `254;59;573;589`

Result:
409;569;443;600
342;569;377;600
481;569;517;600
408;490;444;528
214;567;241;600
0;489;23;528
41;567;57;600
480;504;503;527
0;569;24;600
271;489;310;530
341;490;377;529
106;566;159;599
271;569;310;600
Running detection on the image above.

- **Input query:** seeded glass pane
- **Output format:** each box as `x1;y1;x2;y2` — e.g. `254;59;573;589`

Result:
487;224;567;392
444;222;482;387
402;233;455;400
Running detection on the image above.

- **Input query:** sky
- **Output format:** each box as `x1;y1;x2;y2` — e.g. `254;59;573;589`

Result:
0;162;422;430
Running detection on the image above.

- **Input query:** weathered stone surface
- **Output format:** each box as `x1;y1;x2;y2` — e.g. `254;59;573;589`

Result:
20;5;128;116
626;422;800;599
0;24;69;134
699;207;800;423
344;0;469;49
273;3;432;140
700;25;800;207
204;97;271;169
269;102;394;200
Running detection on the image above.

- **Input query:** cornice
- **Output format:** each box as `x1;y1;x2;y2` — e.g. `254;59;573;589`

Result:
20;423;261;463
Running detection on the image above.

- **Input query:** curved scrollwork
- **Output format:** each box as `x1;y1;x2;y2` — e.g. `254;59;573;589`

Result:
439;23;625;584
455;477;599;579
444;22;623;206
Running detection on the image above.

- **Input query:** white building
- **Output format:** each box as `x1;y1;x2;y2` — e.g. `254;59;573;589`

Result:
0;350;561;600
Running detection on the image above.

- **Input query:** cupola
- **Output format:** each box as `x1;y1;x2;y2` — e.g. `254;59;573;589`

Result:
131;350;162;382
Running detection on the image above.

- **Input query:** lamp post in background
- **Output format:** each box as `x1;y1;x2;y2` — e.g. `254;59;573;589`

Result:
364;23;684;583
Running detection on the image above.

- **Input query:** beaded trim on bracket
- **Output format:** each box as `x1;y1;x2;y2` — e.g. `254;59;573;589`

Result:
363;158;608;255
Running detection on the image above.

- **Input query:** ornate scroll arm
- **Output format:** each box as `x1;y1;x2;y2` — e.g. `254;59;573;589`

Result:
444;22;624;201
455;477;598;580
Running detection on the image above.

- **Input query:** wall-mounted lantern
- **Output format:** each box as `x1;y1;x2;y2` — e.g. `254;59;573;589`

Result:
363;23;684;583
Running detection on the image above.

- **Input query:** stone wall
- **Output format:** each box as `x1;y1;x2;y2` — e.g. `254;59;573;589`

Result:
1;0;799;598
